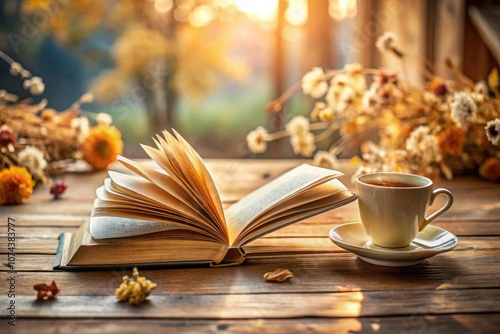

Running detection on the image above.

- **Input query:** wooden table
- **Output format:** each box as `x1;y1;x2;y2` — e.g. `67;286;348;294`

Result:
1;159;500;333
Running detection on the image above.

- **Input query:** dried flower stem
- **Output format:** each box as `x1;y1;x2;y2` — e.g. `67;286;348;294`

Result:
400;58;411;87
0;51;32;80
0;51;16;65
403;53;437;79
314;124;339;143
248;32;500;181
445;58;475;88
271;68;383;112
266;122;331;141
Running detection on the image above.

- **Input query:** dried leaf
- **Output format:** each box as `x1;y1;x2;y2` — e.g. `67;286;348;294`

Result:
263;268;294;282
34;281;60;300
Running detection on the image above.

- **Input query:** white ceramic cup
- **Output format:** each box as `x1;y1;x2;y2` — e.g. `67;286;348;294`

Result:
356;172;454;248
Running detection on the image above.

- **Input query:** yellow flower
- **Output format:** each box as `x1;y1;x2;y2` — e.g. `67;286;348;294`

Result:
318;107;335;123
0;166;35;205
115;267;157;305
311;102;334;122
82;125;123;170
479;158;500;181
437;126;464;156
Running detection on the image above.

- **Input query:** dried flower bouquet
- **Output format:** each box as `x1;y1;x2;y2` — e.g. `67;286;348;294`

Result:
0;51;123;204
247;32;500;181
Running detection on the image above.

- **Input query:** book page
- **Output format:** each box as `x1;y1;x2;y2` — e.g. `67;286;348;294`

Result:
66;220;229;266
106;171;210;225
236;190;355;246
224;164;343;245
116;155;195;210
90;171;228;243
241;179;346;232
140;131;228;241
172;130;227;234
90;215;182;239
161;130;227;236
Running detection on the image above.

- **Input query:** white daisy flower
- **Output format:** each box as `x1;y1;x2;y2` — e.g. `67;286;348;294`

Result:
450;92;477;128
485;118;500;146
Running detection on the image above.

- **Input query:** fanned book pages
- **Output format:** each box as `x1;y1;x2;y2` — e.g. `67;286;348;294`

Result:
54;130;357;269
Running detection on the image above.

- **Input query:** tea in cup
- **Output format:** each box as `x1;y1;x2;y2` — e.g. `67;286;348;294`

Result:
355;172;453;248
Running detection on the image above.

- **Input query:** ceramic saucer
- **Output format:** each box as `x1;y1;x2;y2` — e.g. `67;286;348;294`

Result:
329;222;458;267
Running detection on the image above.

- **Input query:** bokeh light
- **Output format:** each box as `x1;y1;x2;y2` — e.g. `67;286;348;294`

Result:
285;0;308;26
154;0;174;14
329;0;357;20
189;4;216;27
233;0;278;22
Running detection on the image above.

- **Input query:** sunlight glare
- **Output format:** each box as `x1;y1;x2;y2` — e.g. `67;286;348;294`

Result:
329;0;358;20
154;0;173;13
174;4;190;22
233;0;278;22
285;0;308;26
189;5;216;27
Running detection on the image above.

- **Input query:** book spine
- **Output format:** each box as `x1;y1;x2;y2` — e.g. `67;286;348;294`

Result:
211;247;245;267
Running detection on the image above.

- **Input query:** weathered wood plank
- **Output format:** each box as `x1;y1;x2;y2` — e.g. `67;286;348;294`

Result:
2;159;498;221
3;185;498;227
1;159;499;332
1;219;499;241
0;234;500;255
0;227;79;238
1;233;499;255
0;216;500;239
2;244;499;295
0;216;89;227
8;289;500;319
6;314;500;334
264;221;500;237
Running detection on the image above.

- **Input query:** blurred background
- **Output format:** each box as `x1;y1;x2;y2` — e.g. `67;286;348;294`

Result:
0;0;499;158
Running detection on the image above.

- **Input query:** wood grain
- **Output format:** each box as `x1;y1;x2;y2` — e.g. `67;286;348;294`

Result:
0;159;499;333
2;242;500;296
8;289;500;319
6;315;500;334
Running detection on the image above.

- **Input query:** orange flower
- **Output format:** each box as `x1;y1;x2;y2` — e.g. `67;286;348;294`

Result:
82;125;123;170
0;166;35;204
437;126;464;156
479;158;500;181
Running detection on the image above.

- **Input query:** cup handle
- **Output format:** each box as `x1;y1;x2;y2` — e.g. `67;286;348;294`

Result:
419;188;454;231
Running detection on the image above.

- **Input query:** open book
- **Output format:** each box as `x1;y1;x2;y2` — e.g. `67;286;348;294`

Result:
54;130;357;269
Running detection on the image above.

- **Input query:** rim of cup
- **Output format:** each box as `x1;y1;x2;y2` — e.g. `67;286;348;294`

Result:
356;172;433;189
